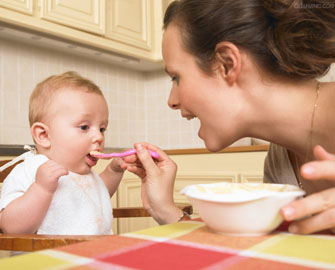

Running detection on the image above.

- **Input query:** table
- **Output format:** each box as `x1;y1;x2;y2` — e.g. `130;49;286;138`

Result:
0;220;334;270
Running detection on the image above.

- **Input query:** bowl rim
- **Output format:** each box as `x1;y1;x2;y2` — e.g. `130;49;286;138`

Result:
180;182;305;203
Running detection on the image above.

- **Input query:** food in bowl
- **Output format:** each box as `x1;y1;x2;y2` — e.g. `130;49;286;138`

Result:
180;182;305;236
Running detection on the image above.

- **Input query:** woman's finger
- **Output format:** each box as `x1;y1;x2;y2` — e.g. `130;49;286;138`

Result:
301;160;335;181
287;207;335;234
122;154;138;163
281;188;335;221
134;143;160;176
313;145;335;161
126;165;146;179
135;142;169;162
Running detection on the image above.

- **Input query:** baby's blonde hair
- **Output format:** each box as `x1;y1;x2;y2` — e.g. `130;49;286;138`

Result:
29;71;104;126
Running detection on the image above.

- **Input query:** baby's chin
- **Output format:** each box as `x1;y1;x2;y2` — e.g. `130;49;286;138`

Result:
68;164;92;175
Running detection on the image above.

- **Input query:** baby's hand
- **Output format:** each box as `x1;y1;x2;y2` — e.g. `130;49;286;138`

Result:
108;157;127;173
35;160;68;194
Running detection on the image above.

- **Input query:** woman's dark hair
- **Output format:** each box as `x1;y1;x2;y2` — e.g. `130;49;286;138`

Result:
164;0;335;79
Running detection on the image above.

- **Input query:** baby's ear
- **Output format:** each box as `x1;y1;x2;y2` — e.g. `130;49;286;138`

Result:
31;122;51;148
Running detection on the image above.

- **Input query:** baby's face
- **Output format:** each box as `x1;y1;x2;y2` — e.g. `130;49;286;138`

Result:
45;87;108;174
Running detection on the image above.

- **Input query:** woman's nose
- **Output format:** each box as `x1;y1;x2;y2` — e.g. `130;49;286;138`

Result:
167;87;180;110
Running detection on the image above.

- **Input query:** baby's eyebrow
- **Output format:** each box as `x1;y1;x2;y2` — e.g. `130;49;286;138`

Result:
164;68;171;76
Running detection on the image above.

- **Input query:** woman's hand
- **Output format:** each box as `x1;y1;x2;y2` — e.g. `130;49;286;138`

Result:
281;145;335;234
125;143;183;224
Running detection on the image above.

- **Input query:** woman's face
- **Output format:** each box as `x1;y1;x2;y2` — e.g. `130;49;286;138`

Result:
162;24;242;151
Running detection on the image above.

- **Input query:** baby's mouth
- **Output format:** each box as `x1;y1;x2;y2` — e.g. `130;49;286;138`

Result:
87;153;98;162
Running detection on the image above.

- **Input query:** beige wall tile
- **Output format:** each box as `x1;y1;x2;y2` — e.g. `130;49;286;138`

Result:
5;38;329;150
319;64;335;82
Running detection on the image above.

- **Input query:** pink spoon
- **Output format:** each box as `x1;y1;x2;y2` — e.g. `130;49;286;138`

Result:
90;149;160;159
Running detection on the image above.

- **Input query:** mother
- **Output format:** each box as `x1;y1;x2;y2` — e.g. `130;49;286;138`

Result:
125;0;335;234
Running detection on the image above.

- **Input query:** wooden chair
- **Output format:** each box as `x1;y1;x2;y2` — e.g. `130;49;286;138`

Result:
0;160;192;251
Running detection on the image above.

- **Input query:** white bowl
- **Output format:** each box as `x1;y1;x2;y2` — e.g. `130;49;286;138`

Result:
181;182;305;236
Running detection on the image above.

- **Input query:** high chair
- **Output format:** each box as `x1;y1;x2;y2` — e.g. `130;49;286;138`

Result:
0;159;192;251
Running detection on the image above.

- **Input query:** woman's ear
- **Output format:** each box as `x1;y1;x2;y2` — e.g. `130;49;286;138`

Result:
215;41;241;85
31;122;51;149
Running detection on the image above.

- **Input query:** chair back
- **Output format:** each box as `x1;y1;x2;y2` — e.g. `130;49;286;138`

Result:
0;160;22;183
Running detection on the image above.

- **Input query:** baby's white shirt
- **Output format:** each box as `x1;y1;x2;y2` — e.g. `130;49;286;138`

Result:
0;152;113;235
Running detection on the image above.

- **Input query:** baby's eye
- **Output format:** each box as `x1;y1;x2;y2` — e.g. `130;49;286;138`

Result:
80;125;89;131
171;75;179;84
100;127;106;133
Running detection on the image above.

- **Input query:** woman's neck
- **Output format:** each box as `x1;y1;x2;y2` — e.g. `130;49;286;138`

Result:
244;79;329;158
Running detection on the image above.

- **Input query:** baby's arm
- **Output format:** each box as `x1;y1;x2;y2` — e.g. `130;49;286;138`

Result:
0;160;68;234
99;157;128;197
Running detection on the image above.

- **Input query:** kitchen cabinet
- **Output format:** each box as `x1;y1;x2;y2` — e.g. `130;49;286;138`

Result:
0;0;33;15
41;0;105;35
0;0;164;62
106;0;151;51
117;175;158;234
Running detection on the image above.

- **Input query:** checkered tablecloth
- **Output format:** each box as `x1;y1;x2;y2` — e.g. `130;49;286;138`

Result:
1;220;334;269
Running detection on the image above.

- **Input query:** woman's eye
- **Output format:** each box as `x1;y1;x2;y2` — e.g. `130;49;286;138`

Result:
80;125;89;131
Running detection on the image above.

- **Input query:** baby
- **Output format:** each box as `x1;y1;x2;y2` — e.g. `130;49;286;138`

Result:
0;71;128;235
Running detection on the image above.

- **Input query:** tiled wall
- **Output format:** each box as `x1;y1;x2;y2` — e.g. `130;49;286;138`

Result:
0;38;135;148
144;71;206;148
319;64;335;82
0;38;209;149
0;38;333;150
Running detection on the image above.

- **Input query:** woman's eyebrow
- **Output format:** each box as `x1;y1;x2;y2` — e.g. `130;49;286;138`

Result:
164;68;171;76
